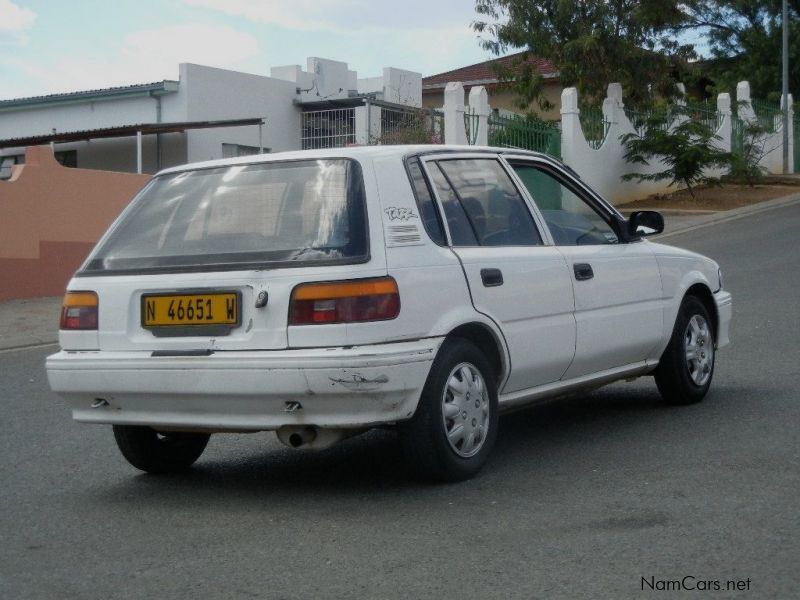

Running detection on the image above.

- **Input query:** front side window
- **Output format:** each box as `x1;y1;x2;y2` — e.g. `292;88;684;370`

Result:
81;159;368;274
431;158;542;247
512;163;618;245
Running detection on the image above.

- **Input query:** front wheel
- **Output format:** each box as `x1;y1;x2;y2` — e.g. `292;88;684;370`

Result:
655;296;715;405
398;338;499;482
112;425;210;474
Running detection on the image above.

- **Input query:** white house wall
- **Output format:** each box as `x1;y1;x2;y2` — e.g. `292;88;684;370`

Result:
0;95;167;169
0;95;160;140
179;63;301;163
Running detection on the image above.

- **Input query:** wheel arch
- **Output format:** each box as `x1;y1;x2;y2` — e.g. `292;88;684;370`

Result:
684;283;719;342
444;322;509;387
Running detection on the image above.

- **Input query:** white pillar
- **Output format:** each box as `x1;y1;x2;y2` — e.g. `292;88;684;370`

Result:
714;92;732;151
675;83;687;106
468;86;491;146
354;103;381;145
136;130;143;174
443;82;467;145
560;87;582;168
736;81;756;123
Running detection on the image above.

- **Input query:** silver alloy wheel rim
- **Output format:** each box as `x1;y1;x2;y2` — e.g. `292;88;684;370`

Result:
442;362;490;458
684;314;714;386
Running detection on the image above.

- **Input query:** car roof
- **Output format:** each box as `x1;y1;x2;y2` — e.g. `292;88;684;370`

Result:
155;145;550;176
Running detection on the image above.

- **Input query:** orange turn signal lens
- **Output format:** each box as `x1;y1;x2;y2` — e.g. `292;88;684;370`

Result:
289;277;400;325
60;291;99;330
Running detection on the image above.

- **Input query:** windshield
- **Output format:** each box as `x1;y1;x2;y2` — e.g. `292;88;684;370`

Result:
81;159;368;274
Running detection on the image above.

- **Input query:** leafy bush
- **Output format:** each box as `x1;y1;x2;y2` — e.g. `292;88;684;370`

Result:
621;108;731;198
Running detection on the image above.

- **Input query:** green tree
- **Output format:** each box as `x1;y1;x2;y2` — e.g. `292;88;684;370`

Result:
472;0;694;109
620;109;732;197
681;1;799;99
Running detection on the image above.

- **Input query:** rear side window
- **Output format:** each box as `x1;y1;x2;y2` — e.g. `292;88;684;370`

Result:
406;157;446;245
434;159;542;247
82;159;368;274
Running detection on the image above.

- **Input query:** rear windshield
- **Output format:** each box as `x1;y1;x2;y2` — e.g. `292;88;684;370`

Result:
80;159;368;274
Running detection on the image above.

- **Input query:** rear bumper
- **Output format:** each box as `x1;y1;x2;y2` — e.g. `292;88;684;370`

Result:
46;339;442;431
714;290;732;348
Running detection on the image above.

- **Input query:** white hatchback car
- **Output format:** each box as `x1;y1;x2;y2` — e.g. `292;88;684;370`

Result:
47;145;731;481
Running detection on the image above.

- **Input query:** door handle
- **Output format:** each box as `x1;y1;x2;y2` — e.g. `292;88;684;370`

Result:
480;268;504;287
573;263;594;281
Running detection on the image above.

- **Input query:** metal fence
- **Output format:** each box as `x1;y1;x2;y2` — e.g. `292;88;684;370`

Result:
464;108;480;145
381;105;443;145
579;106;611;149
731;99;783;155
487;114;561;158
685;102;725;134
795;112;800;173
751;99;782;133
301;108;356;150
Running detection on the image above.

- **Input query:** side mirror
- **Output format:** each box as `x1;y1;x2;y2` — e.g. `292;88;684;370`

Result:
628;210;664;238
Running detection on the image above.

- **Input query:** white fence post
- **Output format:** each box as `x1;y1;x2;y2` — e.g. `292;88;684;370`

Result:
782;93;795;174
603;82;624;125
354;104;381;145
736;81;756;123
716;92;732;152
468;86;491;146
443;82;467;145
560;87;582;168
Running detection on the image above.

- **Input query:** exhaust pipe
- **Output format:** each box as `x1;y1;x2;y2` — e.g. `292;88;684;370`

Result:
278;426;317;448
276;426;365;450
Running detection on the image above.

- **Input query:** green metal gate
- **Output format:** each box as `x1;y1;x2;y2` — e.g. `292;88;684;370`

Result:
795;114;800;173
487;114;561;158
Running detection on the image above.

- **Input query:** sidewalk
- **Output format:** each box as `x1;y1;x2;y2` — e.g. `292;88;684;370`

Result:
0;296;62;351
1;191;798;352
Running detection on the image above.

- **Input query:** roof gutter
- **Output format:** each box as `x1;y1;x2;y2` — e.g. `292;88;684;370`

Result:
0;81;179;113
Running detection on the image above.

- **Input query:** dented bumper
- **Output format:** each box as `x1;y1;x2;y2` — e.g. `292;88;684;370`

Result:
46;338;442;431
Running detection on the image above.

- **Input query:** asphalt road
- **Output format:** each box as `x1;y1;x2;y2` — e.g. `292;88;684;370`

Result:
1;204;798;600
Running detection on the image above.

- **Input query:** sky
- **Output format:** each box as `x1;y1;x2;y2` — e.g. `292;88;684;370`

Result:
0;0;497;100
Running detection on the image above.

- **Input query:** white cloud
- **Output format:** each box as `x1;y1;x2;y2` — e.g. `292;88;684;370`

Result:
5;23;260;97
0;0;36;32
182;0;364;32
122;23;259;71
181;0;479;33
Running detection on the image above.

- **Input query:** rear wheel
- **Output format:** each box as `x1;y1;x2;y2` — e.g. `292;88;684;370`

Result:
112;425;210;474
398;338;498;482
655;296;715;405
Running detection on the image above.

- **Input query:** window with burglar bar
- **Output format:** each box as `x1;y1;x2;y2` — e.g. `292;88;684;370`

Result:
301;108;356;149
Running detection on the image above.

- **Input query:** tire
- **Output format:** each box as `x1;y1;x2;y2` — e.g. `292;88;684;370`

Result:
398;338;499;482
655;296;716;405
112;425;210;474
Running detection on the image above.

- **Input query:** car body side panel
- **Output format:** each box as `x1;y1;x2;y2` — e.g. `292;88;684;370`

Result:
647;241;725;359
452;246;577;392
558;241;664;379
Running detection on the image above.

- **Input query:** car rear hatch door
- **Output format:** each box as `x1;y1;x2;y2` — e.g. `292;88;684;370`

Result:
68;156;384;352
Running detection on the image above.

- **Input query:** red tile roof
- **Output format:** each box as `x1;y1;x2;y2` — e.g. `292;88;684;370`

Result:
422;52;558;89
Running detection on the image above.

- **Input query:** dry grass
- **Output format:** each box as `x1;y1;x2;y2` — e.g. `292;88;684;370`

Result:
623;183;798;211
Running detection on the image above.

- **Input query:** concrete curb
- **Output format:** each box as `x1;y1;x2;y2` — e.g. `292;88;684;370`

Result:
654;192;800;240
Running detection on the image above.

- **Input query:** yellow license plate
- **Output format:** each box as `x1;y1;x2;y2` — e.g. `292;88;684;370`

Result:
142;292;239;327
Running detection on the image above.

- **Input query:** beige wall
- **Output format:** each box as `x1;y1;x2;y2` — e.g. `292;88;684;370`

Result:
423;81;563;122
0;146;151;300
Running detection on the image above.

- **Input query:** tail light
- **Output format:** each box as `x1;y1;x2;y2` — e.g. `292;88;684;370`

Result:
289;277;400;325
60;291;98;330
